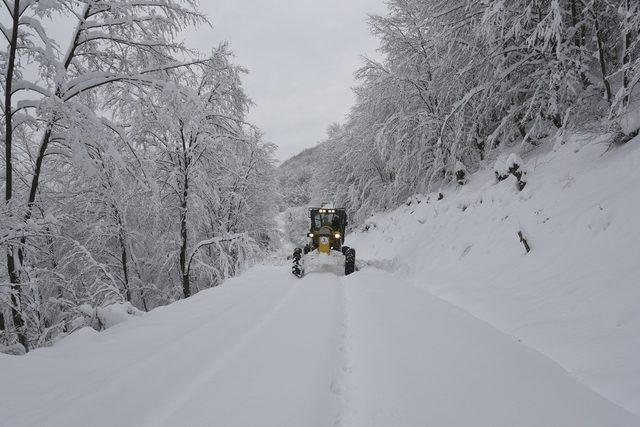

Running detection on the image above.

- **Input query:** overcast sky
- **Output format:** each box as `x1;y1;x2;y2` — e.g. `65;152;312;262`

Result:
186;0;386;161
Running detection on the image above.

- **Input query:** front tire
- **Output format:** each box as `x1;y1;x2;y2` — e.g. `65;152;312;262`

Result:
344;248;356;276
292;248;304;278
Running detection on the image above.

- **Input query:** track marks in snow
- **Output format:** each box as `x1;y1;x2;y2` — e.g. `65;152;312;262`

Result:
33;269;296;427
331;275;354;427
146;278;301;426
153;269;347;427
3;265;639;426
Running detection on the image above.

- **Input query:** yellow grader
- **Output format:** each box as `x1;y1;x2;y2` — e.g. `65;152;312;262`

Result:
291;206;356;278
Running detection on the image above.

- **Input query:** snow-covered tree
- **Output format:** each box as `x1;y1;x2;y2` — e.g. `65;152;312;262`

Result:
127;46;277;299
314;0;640;225
1;3;278;351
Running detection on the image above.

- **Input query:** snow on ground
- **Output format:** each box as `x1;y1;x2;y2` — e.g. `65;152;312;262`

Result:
1;264;637;426
342;269;636;426
1;134;639;426
1;268;345;427
349;133;640;416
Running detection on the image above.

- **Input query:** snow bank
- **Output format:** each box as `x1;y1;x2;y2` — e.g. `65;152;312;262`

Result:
54;327;101;351
349;132;640;415
493;154;511;178
63;302;144;339
97;302;143;329
619;107;640;136
0;343;26;356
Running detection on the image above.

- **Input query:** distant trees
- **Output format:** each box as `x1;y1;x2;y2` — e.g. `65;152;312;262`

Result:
1;2;277;351
277;145;323;209
316;0;639;224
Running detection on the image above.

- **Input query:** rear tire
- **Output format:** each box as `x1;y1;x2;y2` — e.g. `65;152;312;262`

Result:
344;248;356;276
292;248;304;278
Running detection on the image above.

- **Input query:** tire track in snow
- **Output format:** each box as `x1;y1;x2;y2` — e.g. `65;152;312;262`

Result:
332;275;354;427
145;278;301;427
39;277;289;427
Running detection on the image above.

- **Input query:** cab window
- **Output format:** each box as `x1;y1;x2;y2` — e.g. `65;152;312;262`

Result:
313;212;341;228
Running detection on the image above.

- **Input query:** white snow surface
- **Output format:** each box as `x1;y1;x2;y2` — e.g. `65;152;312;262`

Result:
350;133;640;416
97;302;144;329
619;107;640;135
1;134;639;426
1;265;637;426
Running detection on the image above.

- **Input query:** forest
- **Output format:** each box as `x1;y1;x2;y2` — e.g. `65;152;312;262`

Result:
281;0;640;224
1;0;278;353
3;0;640;354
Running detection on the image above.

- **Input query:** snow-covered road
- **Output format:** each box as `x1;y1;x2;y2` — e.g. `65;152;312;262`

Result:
1;265;638;426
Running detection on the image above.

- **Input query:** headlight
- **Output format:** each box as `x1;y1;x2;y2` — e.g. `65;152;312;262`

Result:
334;233;341;239
308;233;314;238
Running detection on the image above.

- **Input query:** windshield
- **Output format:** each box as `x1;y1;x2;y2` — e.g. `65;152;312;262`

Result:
313;212;341;229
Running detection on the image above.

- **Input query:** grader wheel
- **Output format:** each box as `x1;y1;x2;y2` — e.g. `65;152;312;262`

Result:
344;247;356;276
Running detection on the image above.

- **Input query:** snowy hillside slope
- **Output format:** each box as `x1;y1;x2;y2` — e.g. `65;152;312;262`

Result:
349;133;640;415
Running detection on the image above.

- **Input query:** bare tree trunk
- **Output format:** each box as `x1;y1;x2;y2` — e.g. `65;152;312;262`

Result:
0;311;5;343
180;173;190;298
115;210;132;302
622;0;634;108
571;0;580;47
590;4;613;105
179;121;191;298
139;283;149;312
17;6;91;288
22;6;90;222
3;5;90;351
4;0;28;351
571;0;589;88
127;242;149;311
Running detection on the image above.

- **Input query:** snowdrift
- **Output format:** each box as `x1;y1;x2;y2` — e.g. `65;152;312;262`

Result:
349;133;640;415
